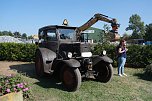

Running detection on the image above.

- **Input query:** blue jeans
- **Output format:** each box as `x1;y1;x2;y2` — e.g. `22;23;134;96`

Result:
118;57;126;74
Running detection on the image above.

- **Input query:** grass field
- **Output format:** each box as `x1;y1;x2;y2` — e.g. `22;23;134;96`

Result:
22;67;152;101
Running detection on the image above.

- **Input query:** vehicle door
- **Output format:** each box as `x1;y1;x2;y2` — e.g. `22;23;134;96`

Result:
46;29;58;52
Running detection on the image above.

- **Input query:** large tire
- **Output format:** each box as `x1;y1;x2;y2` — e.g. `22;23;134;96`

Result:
35;50;44;77
61;65;81;91
95;63;113;83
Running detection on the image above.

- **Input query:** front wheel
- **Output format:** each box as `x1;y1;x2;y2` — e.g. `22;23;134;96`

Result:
95;63;113;83
61;65;81;91
35;50;44;77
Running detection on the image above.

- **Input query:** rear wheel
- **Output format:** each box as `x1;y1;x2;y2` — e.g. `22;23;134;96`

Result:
35;50;44;77
61;65;81;91
95;62;113;83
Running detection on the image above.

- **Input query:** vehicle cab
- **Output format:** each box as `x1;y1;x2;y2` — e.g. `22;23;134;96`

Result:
38;25;92;59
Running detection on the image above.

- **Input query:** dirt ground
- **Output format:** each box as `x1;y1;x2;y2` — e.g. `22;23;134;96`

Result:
0;61;35;76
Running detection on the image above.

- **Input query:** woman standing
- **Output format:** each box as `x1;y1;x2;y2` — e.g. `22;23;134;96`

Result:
117;39;128;77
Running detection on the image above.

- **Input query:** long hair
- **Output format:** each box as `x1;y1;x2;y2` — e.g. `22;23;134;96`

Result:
119;39;125;46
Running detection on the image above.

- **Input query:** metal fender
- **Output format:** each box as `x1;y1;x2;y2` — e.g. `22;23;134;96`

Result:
37;48;56;73
62;59;80;68
92;55;113;66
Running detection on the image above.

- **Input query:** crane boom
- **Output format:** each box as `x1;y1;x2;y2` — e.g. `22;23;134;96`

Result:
76;13;120;40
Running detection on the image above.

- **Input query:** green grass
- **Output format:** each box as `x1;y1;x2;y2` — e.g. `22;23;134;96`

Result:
22;68;152;101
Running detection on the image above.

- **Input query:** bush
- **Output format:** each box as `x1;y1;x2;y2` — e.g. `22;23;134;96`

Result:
127;45;144;67
144;64;152;76
0;43;37;62
127;45;152;68
92;43;117;67
93;43;152;68
141;45;152;66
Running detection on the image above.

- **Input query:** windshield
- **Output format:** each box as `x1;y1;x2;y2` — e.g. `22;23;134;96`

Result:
58;29;76;41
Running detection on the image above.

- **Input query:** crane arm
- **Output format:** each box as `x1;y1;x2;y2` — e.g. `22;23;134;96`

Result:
76;13;119;36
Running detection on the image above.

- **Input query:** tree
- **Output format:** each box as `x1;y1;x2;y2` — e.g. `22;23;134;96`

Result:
21;33;27;39
0;31;14;36
13;31;21;38
103;24;110;33
102;24;111;43
126;14;145;39
122;32;131;40
28;35;33;39
144;23;152;41
8;31;14;36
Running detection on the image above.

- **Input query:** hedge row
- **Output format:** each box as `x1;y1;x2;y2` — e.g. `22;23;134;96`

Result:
0;43;37;62
1;43;152;68
93;43;152;68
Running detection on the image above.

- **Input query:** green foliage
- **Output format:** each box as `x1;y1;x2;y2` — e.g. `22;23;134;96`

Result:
21;33;27;39
93;44;152;68
0;43;37;62
127;45;145;67
126;14;145;39
122;32;131;40
0;31;14;36
13;32;21;38
0;74;31;99
141;45;152;65
0;30;31;40
144;64;152;77
144;23;152;41
102;24;112;42
27;35;34;39
127;45;152;67
92;43;117;66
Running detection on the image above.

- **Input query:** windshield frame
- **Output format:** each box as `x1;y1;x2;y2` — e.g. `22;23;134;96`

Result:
58;28;77;41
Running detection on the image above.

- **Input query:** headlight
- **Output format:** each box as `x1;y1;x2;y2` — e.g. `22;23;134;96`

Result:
67;52;72;58
102;50;106;55
81;52;92;57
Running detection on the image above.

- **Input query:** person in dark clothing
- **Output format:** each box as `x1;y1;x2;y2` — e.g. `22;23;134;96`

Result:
117;39;128;77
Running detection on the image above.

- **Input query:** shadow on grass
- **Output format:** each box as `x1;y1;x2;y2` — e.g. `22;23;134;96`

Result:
10;63;36;78
34;76;66;91
9;63;113;91
9;63;67;91
134;72;152;81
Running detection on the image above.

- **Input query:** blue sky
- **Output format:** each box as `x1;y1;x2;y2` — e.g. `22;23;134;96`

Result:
0;0;152;36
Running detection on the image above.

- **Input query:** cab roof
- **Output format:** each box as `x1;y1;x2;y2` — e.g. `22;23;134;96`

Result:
39;25;77;32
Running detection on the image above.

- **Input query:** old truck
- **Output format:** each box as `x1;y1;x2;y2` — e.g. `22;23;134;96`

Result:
35;13;119;91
